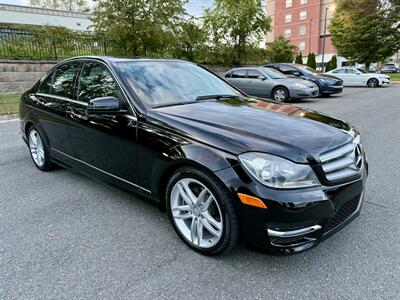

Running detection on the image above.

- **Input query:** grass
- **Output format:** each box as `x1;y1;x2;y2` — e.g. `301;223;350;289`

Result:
0;93;22;116
389;73;400;82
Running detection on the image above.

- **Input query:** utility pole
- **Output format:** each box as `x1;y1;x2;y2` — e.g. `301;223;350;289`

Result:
321;7;328;72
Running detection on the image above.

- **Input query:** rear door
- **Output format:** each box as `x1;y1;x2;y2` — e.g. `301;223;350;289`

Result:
331;69;348;85
66;60;139;187
31;62;80;155
228;69;249;92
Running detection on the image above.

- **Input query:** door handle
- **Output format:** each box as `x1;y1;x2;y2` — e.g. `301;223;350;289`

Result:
68;109;83;120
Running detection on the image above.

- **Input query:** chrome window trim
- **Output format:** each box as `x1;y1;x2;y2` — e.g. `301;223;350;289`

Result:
36;93;88;106
268;225;322;238
51;148;151;194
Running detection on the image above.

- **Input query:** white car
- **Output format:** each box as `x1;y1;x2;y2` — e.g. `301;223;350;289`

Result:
325;67;390;87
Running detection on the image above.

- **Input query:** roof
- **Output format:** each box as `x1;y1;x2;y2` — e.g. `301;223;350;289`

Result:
62;56;190;64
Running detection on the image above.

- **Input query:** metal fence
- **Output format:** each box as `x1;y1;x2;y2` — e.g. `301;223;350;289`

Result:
0;28;123;60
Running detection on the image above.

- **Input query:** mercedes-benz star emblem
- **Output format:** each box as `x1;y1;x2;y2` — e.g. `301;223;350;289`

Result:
354;144;363;170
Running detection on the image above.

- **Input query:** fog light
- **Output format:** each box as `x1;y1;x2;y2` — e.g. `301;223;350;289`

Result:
237;193;267;209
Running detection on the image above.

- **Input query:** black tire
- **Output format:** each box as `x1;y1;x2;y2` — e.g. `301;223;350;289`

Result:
27;126;55;171
166;166;240;255
367;78;379;88
272;87;289;102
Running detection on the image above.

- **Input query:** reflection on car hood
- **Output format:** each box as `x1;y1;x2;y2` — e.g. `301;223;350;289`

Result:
151;98;353;163
317;73;341;80
275;78;316;86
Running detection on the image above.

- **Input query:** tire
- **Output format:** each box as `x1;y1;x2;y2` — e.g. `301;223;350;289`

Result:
367;78;379;88
272;87;289;102
27;126;54;171
166;167;240;255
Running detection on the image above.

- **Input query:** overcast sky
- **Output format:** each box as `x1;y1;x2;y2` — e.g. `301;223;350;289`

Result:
0;0;213;16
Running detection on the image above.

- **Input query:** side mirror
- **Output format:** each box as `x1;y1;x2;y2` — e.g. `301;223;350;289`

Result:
87;96;123;114
258;75;267;80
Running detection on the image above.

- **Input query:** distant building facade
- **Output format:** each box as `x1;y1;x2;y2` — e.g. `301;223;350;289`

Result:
0;3;93;31
266;0;344;68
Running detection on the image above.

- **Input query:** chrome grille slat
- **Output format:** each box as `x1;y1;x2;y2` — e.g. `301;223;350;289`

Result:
319;136;363;183
320;142;354;163
325;168;359;182
322;156;354;173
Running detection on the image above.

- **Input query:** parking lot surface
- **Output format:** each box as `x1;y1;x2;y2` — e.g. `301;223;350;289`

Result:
1;86;399;299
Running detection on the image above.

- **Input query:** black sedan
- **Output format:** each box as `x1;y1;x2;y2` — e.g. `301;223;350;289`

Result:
20;57;367;255
264;63;344;96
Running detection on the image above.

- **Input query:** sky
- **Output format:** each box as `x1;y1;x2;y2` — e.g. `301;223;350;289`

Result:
0;0;213;16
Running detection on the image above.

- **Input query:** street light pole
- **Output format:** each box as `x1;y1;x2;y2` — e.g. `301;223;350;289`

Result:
309;18;313;55
321;7;328;72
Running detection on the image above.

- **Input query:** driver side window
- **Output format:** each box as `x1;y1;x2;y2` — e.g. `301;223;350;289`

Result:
78;62;124;105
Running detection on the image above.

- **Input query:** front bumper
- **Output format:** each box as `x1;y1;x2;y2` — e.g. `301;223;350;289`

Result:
214;162;368;254
320;84;343;94
291;86;319;99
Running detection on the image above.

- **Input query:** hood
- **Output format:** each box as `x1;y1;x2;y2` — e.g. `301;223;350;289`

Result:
150;98;353;163
317;73;341;81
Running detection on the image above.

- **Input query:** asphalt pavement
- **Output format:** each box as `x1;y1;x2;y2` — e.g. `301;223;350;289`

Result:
1;85;399;299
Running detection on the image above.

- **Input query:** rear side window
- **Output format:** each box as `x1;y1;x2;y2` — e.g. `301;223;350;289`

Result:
78;62;123;103
231;69;247;78
332;69;345;74
51;62;80;99
37;71;54;94
278;65;298;74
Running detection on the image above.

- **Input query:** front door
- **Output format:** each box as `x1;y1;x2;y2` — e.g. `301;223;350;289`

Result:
66;61;139;187
245;69;270;97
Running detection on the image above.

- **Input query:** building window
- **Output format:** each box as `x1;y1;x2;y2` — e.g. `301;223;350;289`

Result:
300;11;307;20
299;26;306;36
286;0;292;8
300;0;308;4
284;29;292;38
298;42;306;50
285;14;292;23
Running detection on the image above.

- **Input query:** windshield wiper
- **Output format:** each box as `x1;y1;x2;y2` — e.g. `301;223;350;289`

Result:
196;94;240;101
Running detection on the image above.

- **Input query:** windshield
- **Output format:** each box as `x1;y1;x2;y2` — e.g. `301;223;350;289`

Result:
263;67;287;79
118;61;240;107
298;65;318;75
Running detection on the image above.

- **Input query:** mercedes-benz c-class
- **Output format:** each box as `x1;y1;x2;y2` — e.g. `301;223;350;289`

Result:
20;57;368;255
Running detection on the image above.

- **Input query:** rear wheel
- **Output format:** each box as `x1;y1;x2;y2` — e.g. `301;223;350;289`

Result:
28;126;54;171
166;167;239;255
272;87;289;102
367;78;379;88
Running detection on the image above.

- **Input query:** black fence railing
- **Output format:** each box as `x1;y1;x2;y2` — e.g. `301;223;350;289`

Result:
0;28;124;60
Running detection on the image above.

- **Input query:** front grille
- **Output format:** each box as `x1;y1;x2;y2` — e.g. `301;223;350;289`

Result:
319;135;363;183
325;195;360;232
334;80;343;86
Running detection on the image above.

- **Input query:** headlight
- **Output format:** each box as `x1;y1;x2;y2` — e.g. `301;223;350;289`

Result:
291;82;308;89
318;78;335;84
238;152;320;189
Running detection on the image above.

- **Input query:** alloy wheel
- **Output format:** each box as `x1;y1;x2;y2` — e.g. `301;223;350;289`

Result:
170;178;223;248
29;129;45;167
274;89;286;102
368;78;378;88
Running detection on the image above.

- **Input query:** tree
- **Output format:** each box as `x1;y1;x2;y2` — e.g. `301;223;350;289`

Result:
172;18;207;62
92;0;187;57
203;0;271;65
307;53;317;69
30;0;90;12
295;52;303;64
330;0;400;68
325;55;337;71
265;36;296;63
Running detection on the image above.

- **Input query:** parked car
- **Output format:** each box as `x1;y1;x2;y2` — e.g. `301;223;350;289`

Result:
380;63;399;73
325;67;391;87
264;63;343;96
223;67;319;102
20;56;368;255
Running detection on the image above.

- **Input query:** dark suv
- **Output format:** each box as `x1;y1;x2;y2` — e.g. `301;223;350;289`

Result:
264;63;343;96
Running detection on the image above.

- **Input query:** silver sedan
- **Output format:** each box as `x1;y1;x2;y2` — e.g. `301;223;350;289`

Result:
224;67;319;102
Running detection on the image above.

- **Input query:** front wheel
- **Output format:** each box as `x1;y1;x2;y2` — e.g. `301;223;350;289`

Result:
166;167;239;255
367;78;379;88
272;87;289;102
